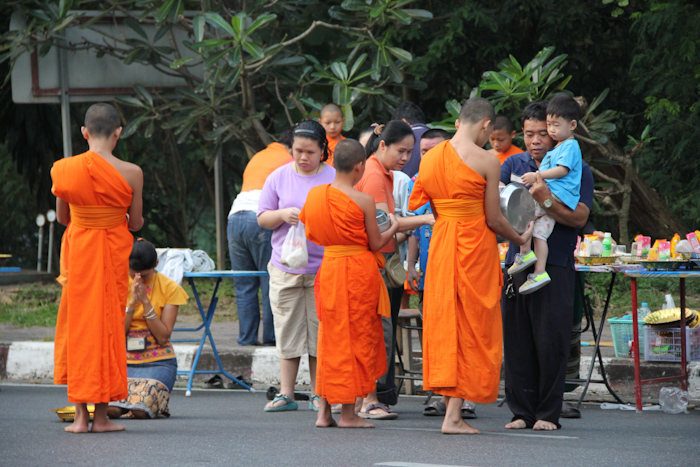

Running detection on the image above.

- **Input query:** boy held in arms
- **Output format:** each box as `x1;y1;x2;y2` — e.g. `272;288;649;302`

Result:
508;95;582;295
319;103;346;167
488;114;523;165
300;139;399;428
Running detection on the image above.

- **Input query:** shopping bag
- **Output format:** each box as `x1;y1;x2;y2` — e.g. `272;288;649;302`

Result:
280;222;309;269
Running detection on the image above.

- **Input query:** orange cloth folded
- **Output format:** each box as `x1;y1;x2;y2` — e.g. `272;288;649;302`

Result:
300;185;387;404
51;151;132;404
409;141;503;403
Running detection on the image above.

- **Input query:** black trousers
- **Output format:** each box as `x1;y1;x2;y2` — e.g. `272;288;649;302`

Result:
501;264;575;428
376;283;403;406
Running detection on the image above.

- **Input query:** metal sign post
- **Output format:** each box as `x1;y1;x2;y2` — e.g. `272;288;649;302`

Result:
36;214;46;271
47;209;56;272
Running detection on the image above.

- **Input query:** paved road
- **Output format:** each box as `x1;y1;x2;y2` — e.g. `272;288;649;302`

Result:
2;384;697;467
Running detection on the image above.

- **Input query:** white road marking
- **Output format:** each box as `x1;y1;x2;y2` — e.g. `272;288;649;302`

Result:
375;463;476;467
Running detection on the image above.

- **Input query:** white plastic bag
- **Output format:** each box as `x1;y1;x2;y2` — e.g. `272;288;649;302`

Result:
659;387;688;414
280;222;308;269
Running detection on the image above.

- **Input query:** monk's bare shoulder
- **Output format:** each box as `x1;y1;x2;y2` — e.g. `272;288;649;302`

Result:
347;189;375;211
111;158;143;190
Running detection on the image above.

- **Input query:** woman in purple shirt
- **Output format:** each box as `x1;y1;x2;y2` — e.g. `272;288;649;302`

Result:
257;120;336;412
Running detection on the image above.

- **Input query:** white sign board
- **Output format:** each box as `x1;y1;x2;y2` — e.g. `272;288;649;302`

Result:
10;11;202;104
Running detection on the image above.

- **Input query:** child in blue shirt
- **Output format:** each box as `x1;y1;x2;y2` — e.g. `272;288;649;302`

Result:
508;95;583;295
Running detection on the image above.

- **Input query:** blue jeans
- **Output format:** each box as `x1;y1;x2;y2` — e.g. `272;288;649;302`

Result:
126;358;178;392
227;210;275;346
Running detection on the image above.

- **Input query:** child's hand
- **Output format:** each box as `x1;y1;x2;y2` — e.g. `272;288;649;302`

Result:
281;207;300;225
520;172;537;186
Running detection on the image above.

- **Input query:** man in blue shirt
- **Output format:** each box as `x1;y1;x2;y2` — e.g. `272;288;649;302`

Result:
500;101;594;431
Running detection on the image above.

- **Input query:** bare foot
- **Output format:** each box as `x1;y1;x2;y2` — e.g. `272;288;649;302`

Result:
505;419;528;429
316;414;337;428
533;420;558;431
64;404;89;433
106;407;125;419
442;418;480;435
338;414;375;428
90;419;126;433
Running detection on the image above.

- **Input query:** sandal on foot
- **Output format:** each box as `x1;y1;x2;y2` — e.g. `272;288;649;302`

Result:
359;403;398;420
264;394;298;412
309;395;321;412
331;404;342;414
423;400;446;417
461;402;477;420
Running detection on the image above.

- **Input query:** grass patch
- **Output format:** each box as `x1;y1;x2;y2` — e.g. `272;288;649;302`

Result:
0;283;61;327
179;278;240;322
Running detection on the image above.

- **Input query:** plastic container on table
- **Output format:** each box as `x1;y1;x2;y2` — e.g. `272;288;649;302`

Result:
609;316;645;358
644;327;700;362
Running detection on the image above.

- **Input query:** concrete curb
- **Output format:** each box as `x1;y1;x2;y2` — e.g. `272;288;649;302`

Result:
1;342;697;402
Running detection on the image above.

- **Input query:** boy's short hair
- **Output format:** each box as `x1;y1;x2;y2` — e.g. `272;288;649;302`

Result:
547;94;582;123
84;103;122;138
521;101;548;126
493;114;515;133
333;139;366;173
421;129;451;141
458;98;495;125
391;101;426;125
320;103;343;117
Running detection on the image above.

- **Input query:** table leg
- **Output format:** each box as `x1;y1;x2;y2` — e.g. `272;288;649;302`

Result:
631;278;642;412
680;278;688;391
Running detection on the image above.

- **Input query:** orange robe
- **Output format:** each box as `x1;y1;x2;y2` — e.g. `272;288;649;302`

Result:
325;135;345;167
300;185;387;404
51;151;132;404
493;144;523;165
408;141;503;403
240;142;293;192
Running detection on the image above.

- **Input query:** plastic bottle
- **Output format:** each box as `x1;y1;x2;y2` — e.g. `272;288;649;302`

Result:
663;294;675;309
671;233;680;259
638;302;652;320
602;232;612;257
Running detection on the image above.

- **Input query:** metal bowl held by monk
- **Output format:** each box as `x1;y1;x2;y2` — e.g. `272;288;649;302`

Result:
376;209;391;233
500;183;536;234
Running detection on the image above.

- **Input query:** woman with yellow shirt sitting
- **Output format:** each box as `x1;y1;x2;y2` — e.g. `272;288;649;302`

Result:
108;238;188;419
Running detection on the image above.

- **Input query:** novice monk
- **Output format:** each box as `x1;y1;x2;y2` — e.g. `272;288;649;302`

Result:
300;139;399;428
51;103;144;433
319;103;346;167
488;114;523;165
409;98;532;435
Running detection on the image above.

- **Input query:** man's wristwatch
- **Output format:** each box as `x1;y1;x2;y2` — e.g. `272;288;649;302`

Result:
543;197;554;209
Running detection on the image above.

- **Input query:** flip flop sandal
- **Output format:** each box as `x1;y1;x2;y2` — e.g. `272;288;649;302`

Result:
423;400;446;417
461;402;477;420
202;375;225;389
331;404;342;414
264;394;298;412
358;403;399;420
309;395;321;412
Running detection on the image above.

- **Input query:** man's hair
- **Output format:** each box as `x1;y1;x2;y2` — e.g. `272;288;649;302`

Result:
391;101;426;125
421;128;451;141
130;238;158;271
333;139;366;173
521;101;548;126
84;103;122;138
320;103;343;117
277;127;294;147
546;94;582;123
458;97;495;125
493;114;515;133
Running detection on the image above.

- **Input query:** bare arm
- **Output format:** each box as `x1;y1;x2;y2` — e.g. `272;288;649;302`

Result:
363;197;399;251
56;198;71;226
376;201;434;232
484;159;533;246
406;234;420;292
258;207;299;230
530;172;588;228
129;273;178;345
539;165;569;180
127;166;144;231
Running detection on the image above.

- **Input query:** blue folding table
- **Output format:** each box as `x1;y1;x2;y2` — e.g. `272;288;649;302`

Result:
174;270;268;396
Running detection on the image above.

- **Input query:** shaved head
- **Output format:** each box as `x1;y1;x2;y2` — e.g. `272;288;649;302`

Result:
458;98;495;125
333;138;366;173
85;103;122;138
321;103;343;117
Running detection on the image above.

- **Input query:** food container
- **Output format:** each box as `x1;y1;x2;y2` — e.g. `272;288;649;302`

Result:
499;183;536;234
376;209;391;233
52;405;96;422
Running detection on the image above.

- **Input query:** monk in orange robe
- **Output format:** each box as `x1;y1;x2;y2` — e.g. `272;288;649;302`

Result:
319;103;346;167
488;114;523;165
52;103;144;433
409;98;532;435
300;139;398;428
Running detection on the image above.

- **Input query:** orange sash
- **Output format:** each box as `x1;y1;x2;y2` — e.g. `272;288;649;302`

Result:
70;205;127;229
432;199;483;221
